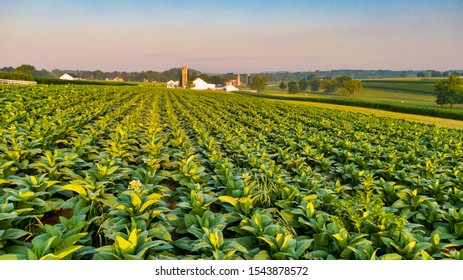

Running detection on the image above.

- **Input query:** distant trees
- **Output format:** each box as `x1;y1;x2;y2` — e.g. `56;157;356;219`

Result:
336;75;352;87
14;64;37;76
279;81;287;89
306;75;358;94
340;80;363;96
307;73;316;81
435;74;462;107
287;81;299;94
320;78;338;93
309;78;321;91
417;71;453;78
417;72;426;77
251;76;268;92
197;73;222;85
298;79;309;91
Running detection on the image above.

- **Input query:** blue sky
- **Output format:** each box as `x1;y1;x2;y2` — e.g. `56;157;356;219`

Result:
1;0;462;72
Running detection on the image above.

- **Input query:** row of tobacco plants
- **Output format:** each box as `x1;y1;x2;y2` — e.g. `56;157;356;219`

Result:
1;84;463;260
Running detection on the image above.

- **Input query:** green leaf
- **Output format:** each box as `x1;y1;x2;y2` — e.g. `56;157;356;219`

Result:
55;233;87;251
253;250;271;260
151;224;171;241
140;193;163;212
0;254;19;260
313;233;329;246
1;228;30;240
258;236;278;252
295;239;313;257
98;193;118;207
0;213;18;221
226;241;249;254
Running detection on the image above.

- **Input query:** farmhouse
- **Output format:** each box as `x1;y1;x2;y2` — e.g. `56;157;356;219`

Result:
60;73;78;80
166;80;179;88
191;78;216;90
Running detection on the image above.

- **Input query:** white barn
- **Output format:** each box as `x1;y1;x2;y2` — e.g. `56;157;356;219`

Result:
191;78;216;90
60;73;78;80
224;84;238;92
166;80;179;88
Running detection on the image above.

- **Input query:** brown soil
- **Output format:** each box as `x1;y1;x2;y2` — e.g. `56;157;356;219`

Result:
41;208;74;225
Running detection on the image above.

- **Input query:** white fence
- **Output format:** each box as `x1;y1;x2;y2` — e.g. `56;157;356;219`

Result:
0;79;37;85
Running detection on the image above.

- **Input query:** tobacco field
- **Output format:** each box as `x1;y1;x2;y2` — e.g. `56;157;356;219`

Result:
1;85;463;260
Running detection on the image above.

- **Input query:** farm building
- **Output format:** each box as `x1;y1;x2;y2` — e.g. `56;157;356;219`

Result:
105;76;124;82
224;84;238;92
191;78;216;90
166;80;179;88
60;73;78;80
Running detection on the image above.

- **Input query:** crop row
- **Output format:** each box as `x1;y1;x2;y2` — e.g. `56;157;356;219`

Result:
0;85;463;259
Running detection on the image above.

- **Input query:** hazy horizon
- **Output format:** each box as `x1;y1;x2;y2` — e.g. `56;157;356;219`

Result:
1;0;462;73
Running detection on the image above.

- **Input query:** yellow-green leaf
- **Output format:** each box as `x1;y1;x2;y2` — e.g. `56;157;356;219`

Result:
128;229;138;247
219;196;238;207
61;184;87;196
18;190;34;200
40;245;83;260
116;235;133;252
128;192;142;209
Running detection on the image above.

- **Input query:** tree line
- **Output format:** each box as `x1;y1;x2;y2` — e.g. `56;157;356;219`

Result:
249;74;362;96
2;64;461;83
278;75;362;96
249;69;462;82
0;64;205;83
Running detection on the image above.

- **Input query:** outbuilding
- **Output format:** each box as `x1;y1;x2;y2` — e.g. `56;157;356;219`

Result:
60;73;78;80
224;84;238;92
191;78;216;90
166;80;179;88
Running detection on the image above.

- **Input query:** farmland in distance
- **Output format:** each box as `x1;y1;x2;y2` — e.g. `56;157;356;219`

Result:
1;85;463;260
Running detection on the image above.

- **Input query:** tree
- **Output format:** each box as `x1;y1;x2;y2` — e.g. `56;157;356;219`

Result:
434;74;462;107
340;80;362;96
320;78;338;93
309;77;321;91
94;70;104;80
250;76;267;92
307;73;316;80
431;71;443;77
298;79;309;91
14;64;36;76
287;81;299;94
279;81;287;89
335;75;352;87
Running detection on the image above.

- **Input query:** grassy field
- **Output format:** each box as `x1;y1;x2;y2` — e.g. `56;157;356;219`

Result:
259;86;438;107
239;79;463;120
361;78;439;95
273;99;463;130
